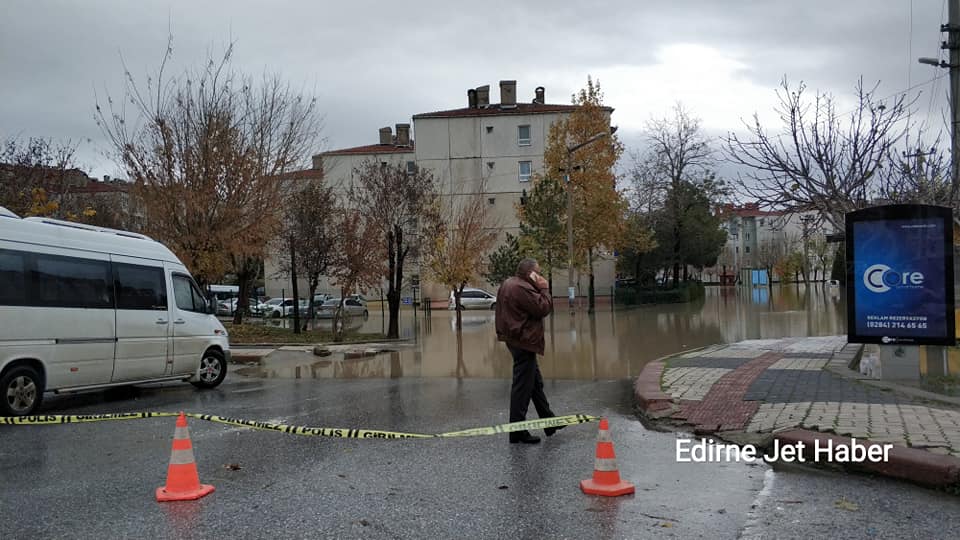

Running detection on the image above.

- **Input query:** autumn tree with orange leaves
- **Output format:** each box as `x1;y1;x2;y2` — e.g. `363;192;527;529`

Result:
327;208;385;341
542;77;626;311
422;178;499;330
95;39;322;290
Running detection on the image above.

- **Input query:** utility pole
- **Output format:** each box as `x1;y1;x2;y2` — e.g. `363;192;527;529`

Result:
920;0;960;206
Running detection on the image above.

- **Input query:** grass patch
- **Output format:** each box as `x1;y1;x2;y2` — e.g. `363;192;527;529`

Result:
225;323;388;345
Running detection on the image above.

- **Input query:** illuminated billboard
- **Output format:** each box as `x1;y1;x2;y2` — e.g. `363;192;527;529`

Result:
846;204;955;345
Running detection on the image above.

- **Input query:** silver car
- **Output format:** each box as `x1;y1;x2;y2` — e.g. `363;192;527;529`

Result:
317;297;369;319
448;288;497;310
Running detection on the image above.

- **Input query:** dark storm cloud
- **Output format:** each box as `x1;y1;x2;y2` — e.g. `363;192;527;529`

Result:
0;0;949;177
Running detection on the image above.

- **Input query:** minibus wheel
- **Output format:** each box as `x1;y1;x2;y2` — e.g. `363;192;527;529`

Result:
1;365;44;416
191;350;227;389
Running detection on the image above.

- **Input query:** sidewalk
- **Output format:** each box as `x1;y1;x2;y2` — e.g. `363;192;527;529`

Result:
635;336;960;488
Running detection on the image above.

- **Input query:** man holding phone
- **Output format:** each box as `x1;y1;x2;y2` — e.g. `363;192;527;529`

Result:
495;258;562;444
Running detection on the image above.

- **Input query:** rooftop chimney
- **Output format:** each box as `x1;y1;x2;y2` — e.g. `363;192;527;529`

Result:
396;123;411;147
534;86;545;104
499;80;517;108
476;85;490;108
467;88;478;109
379;127;393;145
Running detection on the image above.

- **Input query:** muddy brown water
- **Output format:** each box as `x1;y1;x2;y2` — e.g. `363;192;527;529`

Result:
236;284;846;380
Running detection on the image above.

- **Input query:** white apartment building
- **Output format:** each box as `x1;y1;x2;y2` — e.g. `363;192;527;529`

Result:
412;80;617;301
707;203;830;284
263;81;620;303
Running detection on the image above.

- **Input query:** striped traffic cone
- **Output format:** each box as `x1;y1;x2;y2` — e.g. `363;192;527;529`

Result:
580;418;635;497
156;412;215;502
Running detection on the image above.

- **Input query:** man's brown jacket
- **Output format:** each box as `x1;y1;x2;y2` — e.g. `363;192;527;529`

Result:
494;276;553;355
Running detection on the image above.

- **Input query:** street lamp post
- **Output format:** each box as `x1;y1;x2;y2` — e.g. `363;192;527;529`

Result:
564;131;610;312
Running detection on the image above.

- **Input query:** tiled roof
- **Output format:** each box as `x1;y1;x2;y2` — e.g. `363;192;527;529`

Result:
70;182;130;194
413;103;613;119
322;143;415;156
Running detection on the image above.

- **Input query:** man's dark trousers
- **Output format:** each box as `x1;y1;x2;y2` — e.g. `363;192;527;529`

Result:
508;344;554;423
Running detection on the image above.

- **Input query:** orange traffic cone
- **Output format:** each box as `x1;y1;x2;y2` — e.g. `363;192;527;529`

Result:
156;412;215;502
580;418;634;497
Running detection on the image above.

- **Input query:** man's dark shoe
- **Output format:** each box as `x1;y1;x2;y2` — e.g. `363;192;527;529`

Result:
544;424;566;437
509;431;541;444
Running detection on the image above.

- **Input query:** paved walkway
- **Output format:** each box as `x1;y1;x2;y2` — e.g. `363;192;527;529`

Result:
646;336;960;460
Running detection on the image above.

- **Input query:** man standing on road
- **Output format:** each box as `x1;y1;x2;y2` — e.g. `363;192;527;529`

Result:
495;258;563;444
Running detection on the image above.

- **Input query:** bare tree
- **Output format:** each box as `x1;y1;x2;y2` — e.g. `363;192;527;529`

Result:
95;38;323;288
422;179;499;330
350;160;437;339
726;78;911;230
1;137;81;216
633;103;722;286
876;129;952;207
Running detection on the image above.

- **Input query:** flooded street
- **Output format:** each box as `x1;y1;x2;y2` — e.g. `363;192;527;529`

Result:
240;284;846;381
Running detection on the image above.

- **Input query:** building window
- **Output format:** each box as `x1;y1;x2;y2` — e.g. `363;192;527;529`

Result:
759;218;765;227
488;197;496;205
518;125;531;146
746;233;750;240
486;126;494;133
518;161;532;182
406;161;416;174
745;246;751;254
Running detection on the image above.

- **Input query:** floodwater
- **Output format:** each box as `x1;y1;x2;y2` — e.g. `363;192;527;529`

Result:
239;284;846;381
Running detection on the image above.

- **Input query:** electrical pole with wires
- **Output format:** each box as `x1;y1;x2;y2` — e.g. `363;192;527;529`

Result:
920;0;960;207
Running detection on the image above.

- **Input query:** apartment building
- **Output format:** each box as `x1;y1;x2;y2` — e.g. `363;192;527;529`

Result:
264;80;620;302
262;126;414;299
710;203;828;284
412;81;617;300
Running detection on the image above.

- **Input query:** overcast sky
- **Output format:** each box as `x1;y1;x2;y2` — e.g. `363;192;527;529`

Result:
0;0;951;179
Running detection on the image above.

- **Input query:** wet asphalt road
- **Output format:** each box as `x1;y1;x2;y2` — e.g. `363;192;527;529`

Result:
2;370;959;539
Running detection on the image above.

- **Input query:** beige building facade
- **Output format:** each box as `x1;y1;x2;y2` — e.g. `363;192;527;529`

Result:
264;81;620;304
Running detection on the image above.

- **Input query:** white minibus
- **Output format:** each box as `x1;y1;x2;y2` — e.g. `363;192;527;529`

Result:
0;208;231;416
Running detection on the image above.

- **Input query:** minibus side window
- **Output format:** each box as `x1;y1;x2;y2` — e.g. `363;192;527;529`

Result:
114;263;167;310
0;249;26;306
31;253;113;309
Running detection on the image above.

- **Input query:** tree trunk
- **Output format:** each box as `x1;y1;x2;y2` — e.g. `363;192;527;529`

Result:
386;228;401;339
306;274;319;331
587;247;595;313
232;256;258;325
454;284;465;330
333;286;347;342
289;235;301;334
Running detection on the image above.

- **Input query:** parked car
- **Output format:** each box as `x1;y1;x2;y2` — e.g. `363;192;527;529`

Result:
219;297;261;316
0;211;230;416
258;298;310;318
448;288;497;310
316;297;369;319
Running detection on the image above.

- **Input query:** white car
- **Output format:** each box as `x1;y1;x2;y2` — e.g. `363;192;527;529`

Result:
258;298;309;318
0;211;230;416
448;288;497;310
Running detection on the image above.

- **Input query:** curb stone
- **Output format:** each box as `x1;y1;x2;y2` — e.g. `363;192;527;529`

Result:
775;429;960;490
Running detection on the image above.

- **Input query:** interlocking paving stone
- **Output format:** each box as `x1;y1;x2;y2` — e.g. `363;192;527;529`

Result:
662;367;730;400
667;357;753;369
767;358;830;370
743;370;900;404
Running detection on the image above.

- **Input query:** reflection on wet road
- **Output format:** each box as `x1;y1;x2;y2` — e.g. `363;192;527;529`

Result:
238;284;846;381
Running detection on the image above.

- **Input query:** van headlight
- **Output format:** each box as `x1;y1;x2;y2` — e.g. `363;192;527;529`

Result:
215;328;228;337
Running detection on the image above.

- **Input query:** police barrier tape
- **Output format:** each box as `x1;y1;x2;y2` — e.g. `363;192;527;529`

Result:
0;412;598;439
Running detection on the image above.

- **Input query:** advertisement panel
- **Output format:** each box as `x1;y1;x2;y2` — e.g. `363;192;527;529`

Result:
846;204;955;345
